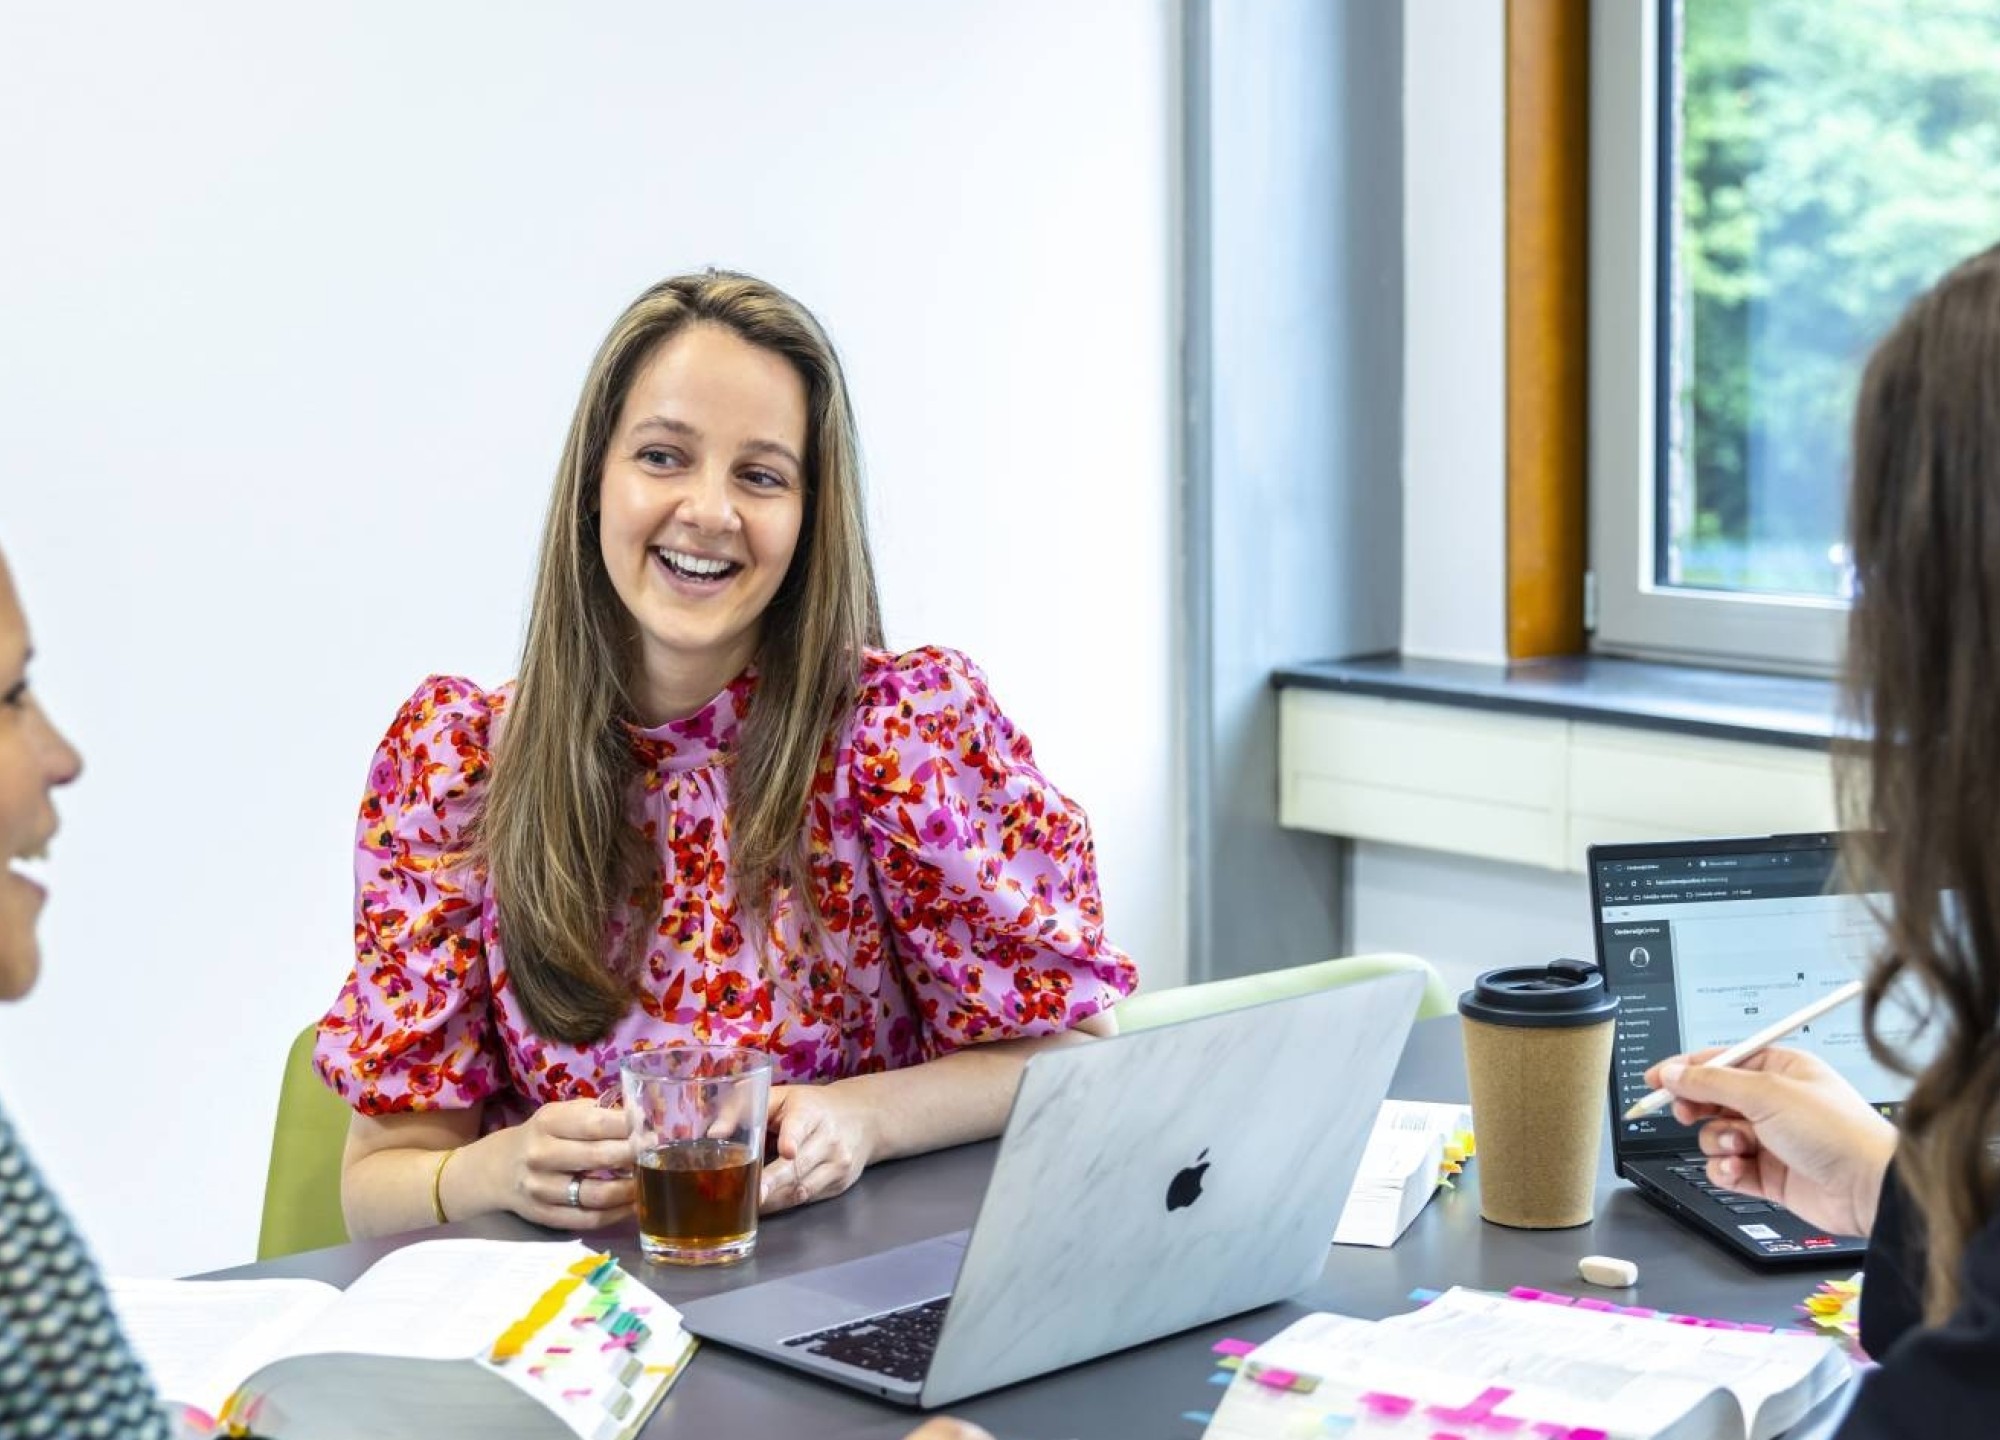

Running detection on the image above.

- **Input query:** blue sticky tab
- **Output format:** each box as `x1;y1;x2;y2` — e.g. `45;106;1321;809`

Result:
1408;1287;1443;1304
1181;1412;1214;1425
1209;1370;1234;1386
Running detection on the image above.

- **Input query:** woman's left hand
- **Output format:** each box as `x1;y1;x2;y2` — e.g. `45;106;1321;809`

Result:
760;1082;880;1213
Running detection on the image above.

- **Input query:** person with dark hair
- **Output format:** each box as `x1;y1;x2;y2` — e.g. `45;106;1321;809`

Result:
1649;242;2000;1436
317;272;1135;1239
0;546;185;1438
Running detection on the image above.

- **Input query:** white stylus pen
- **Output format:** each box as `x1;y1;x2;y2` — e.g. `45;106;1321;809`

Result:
1621;978;1866;1121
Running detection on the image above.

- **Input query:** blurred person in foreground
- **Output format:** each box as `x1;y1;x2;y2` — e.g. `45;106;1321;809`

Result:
1649;242;2000;1437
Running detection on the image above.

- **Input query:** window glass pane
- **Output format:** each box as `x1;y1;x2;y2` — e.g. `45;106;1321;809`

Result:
1664;0;2000;600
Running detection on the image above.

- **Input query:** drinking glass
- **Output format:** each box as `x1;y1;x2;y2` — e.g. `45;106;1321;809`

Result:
620;1047;772;1264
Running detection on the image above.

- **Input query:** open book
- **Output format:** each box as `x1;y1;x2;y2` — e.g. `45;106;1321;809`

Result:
1332;1099;1474;1247
110;1239;695;1440
1205;1287;1853;1440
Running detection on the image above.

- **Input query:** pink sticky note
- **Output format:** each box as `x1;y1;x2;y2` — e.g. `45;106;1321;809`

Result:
1426;1386;1514;1427
1254;1368;1299;1391
1360;1392;1417;1419
1212;1337;1257;1358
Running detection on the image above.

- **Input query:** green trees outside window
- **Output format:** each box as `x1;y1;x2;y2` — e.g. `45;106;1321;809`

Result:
1668;0;2000;599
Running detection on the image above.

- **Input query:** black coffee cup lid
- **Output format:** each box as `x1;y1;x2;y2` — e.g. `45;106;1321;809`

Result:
1458;958;1619;1028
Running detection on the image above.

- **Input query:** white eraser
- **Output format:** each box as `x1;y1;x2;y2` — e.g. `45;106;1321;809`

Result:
1578;1254;1639;1288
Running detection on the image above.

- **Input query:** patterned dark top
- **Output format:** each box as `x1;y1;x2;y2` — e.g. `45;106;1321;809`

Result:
0;1097;172;1439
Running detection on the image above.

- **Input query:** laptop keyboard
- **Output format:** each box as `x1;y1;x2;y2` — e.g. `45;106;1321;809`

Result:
1666;1155;1782;1215
782;1295;950;1383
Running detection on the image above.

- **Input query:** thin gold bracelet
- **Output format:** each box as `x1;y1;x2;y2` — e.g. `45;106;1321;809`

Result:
430;1147;460;1225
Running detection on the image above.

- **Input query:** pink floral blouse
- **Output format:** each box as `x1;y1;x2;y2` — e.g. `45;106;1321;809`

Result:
314;647;1136;1129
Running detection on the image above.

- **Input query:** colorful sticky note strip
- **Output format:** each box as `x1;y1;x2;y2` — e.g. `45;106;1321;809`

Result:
1494;1284;1780;1334
1799;1274;1864;1341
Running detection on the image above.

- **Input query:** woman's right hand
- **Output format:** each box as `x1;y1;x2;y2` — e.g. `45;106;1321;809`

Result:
1644;1044;1897;1239
473;1098;637;1230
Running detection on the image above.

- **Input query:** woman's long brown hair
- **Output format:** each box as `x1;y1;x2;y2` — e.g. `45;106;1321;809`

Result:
1842;241;2000;1322
478;272;882;1044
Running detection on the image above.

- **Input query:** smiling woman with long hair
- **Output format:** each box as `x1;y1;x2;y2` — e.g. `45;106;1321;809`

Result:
1649;242;2000;1436
315;272;1135;1238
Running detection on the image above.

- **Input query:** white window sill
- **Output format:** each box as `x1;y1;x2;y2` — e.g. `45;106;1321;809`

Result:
1274;653;1839;873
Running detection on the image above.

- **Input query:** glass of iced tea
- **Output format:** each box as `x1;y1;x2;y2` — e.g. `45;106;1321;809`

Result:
619;1046;772;1265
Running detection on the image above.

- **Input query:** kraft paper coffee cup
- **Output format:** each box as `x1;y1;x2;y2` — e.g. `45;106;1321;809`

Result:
1459;959;1618;1229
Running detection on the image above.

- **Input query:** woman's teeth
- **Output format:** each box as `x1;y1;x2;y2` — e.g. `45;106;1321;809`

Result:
656;549;739;580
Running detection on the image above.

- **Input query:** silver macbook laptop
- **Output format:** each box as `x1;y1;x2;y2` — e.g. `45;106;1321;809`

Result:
678;970;1426;1409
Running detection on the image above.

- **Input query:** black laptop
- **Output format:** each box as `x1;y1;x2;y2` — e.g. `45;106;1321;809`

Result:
1589;832;1913;1268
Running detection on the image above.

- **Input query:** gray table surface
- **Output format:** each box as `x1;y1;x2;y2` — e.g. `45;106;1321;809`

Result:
205;1018;1860;1438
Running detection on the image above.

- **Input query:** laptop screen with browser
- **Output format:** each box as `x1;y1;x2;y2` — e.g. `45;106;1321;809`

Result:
1589;832;1917;1160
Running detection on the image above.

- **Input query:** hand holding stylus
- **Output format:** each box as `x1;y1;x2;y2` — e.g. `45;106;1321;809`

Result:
1623;980;1866;1120
1640;1038;1898;1240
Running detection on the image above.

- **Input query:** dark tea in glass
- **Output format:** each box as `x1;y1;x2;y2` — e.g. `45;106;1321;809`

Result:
636;1138;759;1263
620;1046;772;1265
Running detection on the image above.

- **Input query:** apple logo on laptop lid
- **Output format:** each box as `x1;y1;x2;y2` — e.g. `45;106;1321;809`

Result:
1166;1149;1210;1212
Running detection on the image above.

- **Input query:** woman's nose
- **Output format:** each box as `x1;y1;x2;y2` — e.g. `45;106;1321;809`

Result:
675;464;739;533
37;705;82;788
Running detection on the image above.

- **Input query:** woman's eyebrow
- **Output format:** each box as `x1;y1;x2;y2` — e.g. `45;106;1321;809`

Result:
740;438;803;468
632;415;699;440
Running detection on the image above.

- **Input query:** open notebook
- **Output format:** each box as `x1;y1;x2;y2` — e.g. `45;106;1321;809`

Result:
1203;1287;1852;1440
110;1239;695;1440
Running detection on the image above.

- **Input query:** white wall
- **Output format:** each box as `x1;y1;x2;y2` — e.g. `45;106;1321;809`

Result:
1369;3;1586;997
1353;843;1593;1002
1400;0;1507;667
0;0;1178;1277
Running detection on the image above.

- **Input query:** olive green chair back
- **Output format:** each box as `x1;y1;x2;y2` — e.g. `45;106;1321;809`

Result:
256;1025;352;1260
1114;952;1452;1033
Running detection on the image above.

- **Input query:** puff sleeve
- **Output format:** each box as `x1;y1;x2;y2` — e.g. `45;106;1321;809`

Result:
850;648;1137;1051
313;676;507;1115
